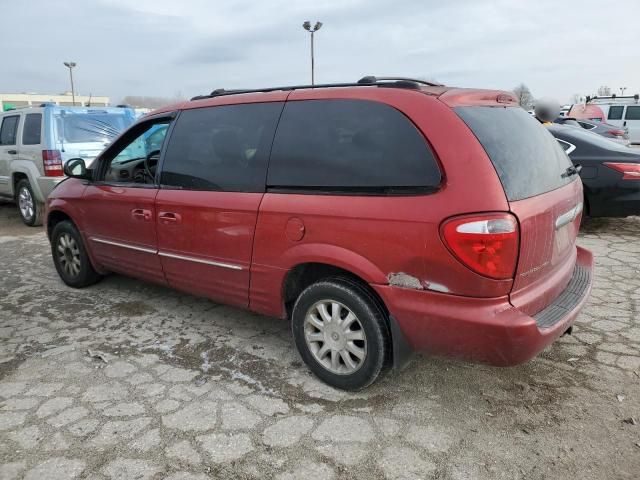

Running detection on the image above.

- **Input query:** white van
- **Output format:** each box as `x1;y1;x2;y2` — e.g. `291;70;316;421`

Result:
0;105;135;225
568;95;640;145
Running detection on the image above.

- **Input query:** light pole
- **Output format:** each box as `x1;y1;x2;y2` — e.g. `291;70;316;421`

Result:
620;87;627;96
63;61;77;106
302;21;322;85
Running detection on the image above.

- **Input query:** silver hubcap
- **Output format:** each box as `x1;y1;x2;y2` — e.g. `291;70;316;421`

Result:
18;186;34;221
304;300;367;375
57;233;81;277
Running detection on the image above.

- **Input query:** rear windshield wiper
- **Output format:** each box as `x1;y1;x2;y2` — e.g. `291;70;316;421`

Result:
562;164;582;178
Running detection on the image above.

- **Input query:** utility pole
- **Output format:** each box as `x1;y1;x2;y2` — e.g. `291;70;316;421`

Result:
302;21;322;85
63;62;77;106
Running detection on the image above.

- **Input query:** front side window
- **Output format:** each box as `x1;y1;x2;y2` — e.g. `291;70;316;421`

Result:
0;115;19;145
102;121;170;184
608;106;624;120
22;113;42;145
160;102;283;192
268;99;441;191
624;106;640;120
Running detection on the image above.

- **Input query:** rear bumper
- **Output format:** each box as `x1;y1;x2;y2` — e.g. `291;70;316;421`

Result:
374;246;593;366
587;183;640;218
36;176;66;202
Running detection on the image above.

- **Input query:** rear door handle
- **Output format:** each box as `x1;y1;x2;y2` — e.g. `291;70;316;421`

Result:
158;211;182;224
131;208;152;221
7;150;17;155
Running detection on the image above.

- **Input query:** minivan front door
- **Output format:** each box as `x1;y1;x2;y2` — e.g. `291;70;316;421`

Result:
82;119;172;285
155;100;285;308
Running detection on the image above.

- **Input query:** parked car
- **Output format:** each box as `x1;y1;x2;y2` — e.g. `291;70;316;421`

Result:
554;117;630;145
45;77;593;390
0;105;136;225
568;95;640;145
548;124;640;217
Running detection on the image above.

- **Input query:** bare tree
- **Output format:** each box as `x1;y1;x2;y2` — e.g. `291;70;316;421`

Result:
570;93;583;104
513;83;534;110
120;95;186;109
597;85;612;96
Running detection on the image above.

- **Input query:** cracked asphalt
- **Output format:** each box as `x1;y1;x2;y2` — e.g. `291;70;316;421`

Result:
0;201;639;480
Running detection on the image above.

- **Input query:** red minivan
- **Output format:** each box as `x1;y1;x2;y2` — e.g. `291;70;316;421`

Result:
46;77;593;390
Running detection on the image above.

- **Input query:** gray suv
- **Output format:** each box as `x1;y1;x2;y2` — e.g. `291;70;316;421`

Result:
0;105;135;225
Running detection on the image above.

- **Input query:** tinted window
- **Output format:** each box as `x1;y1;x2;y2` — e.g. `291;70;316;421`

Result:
577;121;596;130
268;99;441;191
161;103;283;192
0;115;19;145
22;113;42;145
608;106;624;120
456;107;573;201
624;106;640;120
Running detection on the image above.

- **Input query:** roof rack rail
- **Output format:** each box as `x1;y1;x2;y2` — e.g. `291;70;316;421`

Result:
357;76;443;87
189;76;444;101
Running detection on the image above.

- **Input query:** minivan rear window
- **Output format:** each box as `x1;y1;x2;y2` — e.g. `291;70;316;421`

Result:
268;99;441;192
455;106;574;201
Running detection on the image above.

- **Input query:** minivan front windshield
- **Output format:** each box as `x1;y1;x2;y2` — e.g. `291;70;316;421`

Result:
54;111;132;144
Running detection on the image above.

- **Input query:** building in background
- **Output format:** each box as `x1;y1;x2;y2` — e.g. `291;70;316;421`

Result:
0;92;109;110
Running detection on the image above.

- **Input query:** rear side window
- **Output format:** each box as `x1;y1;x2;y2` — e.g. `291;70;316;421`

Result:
624;106;640;120
608;106;624;120
456;107;573;201
268;99;441;192
0;115;19;145
161;102;283;192
22;113;42;145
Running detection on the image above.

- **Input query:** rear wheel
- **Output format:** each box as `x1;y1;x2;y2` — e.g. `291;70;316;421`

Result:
291;277;390;390
51;220;102;288
16;179;43;227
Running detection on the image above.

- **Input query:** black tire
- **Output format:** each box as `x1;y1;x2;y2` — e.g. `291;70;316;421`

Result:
291;277;391;390
51;220;102;288
16;179;43;227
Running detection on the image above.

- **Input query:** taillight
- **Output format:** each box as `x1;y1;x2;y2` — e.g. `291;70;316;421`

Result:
607;129;625;137
42;150;64;177
441;213;519;280
604;162;640;180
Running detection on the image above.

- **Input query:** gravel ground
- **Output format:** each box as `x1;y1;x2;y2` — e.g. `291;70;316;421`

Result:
0;200;639;480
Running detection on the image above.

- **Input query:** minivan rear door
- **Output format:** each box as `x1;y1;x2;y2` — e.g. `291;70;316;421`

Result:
455;106;582;315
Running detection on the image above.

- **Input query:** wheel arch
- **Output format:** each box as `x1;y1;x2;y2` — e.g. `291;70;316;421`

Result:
281;261;414;370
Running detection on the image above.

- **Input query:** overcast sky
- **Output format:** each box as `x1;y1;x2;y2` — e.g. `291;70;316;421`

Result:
1;0;639;104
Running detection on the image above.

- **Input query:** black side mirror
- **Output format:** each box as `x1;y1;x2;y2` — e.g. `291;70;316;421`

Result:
64;158;90;179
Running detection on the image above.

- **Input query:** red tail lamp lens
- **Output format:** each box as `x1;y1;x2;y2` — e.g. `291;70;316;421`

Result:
441;213;519;280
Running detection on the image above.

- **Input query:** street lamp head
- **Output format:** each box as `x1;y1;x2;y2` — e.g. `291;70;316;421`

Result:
64;62;77;68
314;21;322;31
303;21;311;31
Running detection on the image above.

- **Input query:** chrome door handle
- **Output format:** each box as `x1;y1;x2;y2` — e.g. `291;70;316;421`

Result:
131;208;152;221
158;212;182;224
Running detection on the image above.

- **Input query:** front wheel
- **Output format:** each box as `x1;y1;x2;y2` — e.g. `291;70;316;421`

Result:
51;220;102;288
291;277;391;390
16;179;43;226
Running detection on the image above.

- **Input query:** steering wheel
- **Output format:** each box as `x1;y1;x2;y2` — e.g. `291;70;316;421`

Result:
143;149;161;182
